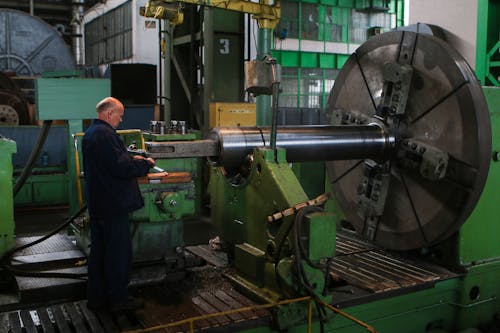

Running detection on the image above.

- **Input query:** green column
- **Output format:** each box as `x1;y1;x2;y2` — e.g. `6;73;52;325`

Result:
475;0;489;85
256;27;273;126
203;8;215;135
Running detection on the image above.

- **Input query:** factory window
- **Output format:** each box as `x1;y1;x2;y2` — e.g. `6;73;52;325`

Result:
84;1;133;64
323;7;349;42
276;1;299;39
349;9;395;43
278;67;338;125
301;3;318;40
276;1;396;44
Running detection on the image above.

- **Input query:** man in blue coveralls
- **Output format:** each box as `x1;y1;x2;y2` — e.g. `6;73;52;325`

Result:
83;97;154;313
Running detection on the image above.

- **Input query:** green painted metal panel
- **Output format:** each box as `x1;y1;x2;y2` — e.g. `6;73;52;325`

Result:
476;0;490;85
213;9;243;33
36;78;110;120
338;0;354;7
319;53;336;68
213;33;244;102
292;161;325;198
14;181;32;205
32;174;68;204
307;212;336;260
144;131;203;218
210;148;309;250
320;0;337;5
14;173;68;206
476;0;500;86
336;54;349;68
459;87;500;264
300;52;318;67
454;262;500;328
0;138;16;256
41;70;82;78
280;51;300;67
131;221;184;262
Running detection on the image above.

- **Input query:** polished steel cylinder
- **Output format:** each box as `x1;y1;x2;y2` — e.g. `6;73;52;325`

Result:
208;125;394;170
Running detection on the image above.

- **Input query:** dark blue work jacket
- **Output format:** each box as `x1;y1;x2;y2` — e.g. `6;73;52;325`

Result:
82;119;151;218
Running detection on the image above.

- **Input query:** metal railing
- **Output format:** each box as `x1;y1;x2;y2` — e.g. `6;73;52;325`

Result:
122;295;377;333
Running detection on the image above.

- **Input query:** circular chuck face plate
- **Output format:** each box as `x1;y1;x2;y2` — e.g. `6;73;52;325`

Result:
326;31;491;250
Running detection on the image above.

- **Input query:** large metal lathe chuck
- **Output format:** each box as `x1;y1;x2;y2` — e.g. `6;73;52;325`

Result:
326;31;491;250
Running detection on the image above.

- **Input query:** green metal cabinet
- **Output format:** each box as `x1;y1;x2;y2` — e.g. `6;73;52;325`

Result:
0;138;16;256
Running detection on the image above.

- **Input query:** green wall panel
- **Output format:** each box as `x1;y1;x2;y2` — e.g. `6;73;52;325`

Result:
319;0;337;5
338;0;354;7
300;53;318;67
319;53;336;68
36;78;110;120
336;54;349;68
281;51;300;67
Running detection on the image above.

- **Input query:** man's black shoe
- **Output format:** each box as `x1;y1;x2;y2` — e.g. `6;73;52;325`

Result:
110;297;144;313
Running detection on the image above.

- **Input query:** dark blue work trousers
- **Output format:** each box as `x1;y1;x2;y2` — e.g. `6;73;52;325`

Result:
87;213;132;306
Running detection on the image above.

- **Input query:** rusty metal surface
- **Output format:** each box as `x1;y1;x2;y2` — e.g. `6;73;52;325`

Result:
2;269;267;332
331;234;456;294
1;268;270;332
0;301;136;333
186;245;228;267
135;268;271;332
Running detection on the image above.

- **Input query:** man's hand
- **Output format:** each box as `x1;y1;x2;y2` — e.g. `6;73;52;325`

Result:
133;155;155;166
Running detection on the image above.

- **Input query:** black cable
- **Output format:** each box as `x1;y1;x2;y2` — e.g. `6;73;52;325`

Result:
293;206;329;333
273;215;297;299
295;206;323;269
0;204;88;279
13;120;53;196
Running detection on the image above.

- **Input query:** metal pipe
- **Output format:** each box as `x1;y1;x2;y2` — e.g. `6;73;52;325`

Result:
269;82;279;151
256;27;273;126
71;0;84;66
164;23;173;123
208;125;395;170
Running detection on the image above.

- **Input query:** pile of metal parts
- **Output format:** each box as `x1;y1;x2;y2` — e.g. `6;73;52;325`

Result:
149;119;187;135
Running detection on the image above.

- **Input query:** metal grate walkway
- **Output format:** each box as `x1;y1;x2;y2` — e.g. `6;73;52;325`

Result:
331;234;456;293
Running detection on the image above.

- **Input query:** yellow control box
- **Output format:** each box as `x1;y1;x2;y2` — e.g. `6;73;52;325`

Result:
209;102;256;127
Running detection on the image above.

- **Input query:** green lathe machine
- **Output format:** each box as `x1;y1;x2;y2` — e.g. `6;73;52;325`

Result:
71;126;199;283
146;30;500;332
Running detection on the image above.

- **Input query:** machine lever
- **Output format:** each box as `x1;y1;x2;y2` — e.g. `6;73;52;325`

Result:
128;148;167;173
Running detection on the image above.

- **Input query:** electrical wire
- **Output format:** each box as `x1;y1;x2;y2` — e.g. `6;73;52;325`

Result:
0;204;88;279
293;205;328;332
13;120;53;196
